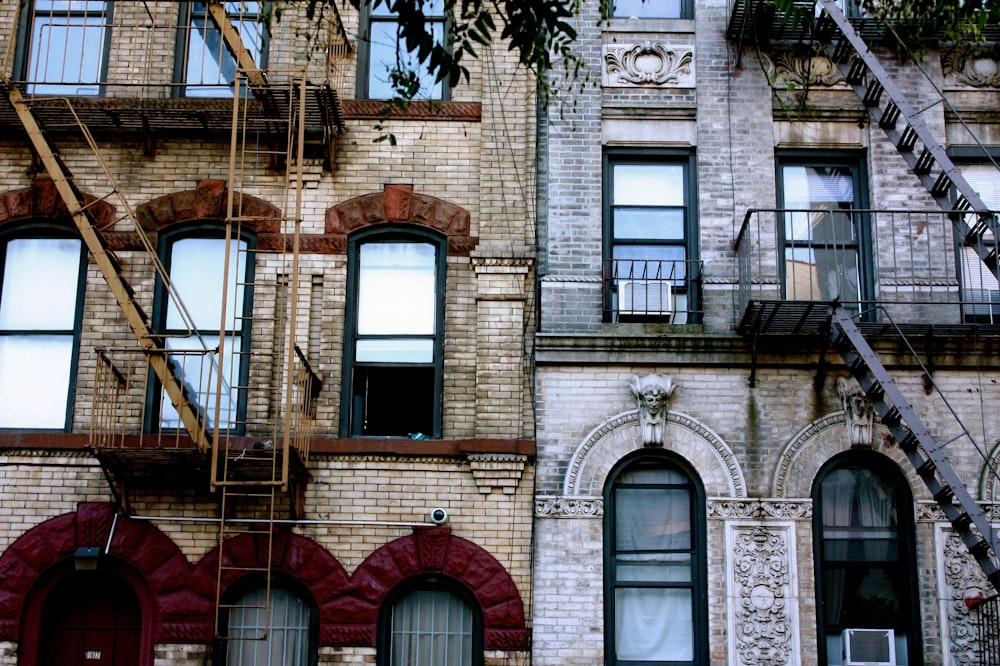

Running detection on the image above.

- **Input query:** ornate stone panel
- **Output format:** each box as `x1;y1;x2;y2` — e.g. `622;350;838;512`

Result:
603;43;695;87
534;495;604;517
937;525;992;666
709;498;811;521
726;523;799;666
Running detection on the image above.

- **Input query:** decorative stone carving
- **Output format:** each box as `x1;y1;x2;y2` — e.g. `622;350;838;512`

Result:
838;376;875;448
603;43;694;88
630;374;675;446
467;453;527;495
943;49;1000;88
708;499;811;520
939;527;989;665
771;49;845;88
728;525;797;666
534;496;604;517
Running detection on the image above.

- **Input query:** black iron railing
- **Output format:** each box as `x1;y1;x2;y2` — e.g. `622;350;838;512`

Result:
603;259;704;324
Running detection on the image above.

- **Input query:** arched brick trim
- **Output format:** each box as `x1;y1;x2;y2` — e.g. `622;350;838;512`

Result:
191;530;351;644
0;179;115;229
0;502;210;643
325;184;477;255
335;527;529;651
135;179;281;234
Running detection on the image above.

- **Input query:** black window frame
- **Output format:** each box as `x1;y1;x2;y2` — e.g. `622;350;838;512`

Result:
948;146;1000;324
213;574;320;666
776;150;875;315
341;226;446;438
146;224;256;435
811;450;923;666
603;451;708;666
357;0;450;101
13;0;114;97
377;574;484;666
172;1;270;98
0;223;87;431
603;148;700;324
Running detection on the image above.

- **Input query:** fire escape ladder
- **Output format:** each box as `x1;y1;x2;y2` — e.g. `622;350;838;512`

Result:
2;81;212;454
815;0;1000;281
829;305;1000;593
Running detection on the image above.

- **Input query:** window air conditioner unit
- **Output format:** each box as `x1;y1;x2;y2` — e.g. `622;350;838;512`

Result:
843;628;896;666
618;280;673;318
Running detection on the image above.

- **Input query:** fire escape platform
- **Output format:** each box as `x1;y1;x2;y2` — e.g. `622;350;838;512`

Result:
0;86;345;139
739;299;1000;339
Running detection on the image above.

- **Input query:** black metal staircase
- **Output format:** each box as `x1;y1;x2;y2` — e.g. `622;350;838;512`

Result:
814;0;999;280
830;304;1000;593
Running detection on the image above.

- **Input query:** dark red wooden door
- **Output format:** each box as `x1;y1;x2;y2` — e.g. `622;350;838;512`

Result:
38;571;141;666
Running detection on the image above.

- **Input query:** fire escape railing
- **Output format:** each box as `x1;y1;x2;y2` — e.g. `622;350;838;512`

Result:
603;259;704;325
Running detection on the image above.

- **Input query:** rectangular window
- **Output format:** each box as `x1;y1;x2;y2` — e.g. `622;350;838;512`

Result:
611;0;692;19
0;236;84;429
360;0;447;100
390;588;474;665
956;162;999;323
156;235;251;432
176;2;267;97
344;236;444;437
777;154;872;309
604;151;699;323
20;0;111;95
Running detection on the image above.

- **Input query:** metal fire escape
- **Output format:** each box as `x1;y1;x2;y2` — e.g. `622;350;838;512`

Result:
2;0;343;645
731;0;1000;593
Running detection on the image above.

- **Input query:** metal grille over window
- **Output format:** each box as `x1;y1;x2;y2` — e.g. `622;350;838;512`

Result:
23;0;109;95
390;589;473;666
226;586;311;666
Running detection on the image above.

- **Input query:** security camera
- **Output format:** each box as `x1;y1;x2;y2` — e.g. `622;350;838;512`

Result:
429;508;449;525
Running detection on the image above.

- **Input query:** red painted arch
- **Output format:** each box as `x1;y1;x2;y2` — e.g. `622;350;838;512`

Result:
135;179;281;233
325;184;477;255
0;179;116;229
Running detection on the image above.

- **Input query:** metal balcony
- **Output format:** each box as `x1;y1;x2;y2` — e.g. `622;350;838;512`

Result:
735;208;1000;336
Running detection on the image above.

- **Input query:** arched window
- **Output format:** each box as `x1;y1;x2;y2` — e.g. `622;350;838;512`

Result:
0;226;86;430
379;577;483;666
812;452;922;666
604;453;708;665
342;228;445;437
219;580;317;666
150;226;254;433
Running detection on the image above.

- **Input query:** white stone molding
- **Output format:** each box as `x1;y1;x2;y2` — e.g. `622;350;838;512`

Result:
708;498;812;521
727;522;799;666
467;454;527;495
771;410;918;499
564;410;745;498
937;525;992;665
534;495;604;517
603;42;694;88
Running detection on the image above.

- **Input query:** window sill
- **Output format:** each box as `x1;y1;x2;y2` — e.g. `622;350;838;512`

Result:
603;18;695;34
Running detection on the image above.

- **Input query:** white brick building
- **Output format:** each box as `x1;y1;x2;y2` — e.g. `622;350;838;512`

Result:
534;1;1000;665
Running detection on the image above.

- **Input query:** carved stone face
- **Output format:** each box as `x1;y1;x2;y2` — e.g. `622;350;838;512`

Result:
641;388;664;416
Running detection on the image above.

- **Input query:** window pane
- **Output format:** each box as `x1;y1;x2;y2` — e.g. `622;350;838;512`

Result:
613;208;685;240
0;238;81;330
184;2;265;98
0;335;73;428
615;488;691;551
356;338;433;363
781;165;855;209
612;0;684;18
227;586;311;666
357;242;436;335
391;589;472;666
368;20;444;99
27;6;106;95
615;587;693;661
613;164;684;206
165;238;246;331
161;335;240;429
352;365;434;436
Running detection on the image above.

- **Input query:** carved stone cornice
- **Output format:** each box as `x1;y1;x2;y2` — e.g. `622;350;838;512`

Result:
534;495;604;517
603;42;694;88
467;454;527;495
708;498;812;520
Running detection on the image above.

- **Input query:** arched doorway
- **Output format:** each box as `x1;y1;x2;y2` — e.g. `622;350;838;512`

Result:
34;570;142;666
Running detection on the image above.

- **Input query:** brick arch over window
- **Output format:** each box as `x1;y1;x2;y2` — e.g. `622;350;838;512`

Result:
135;179;281;234
0;179;116;229
0;502;211;643
326;184;477;255
190;530;351;644
332;527;529;650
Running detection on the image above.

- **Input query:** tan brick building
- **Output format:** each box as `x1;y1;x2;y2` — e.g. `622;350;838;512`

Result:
0;2;535;664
